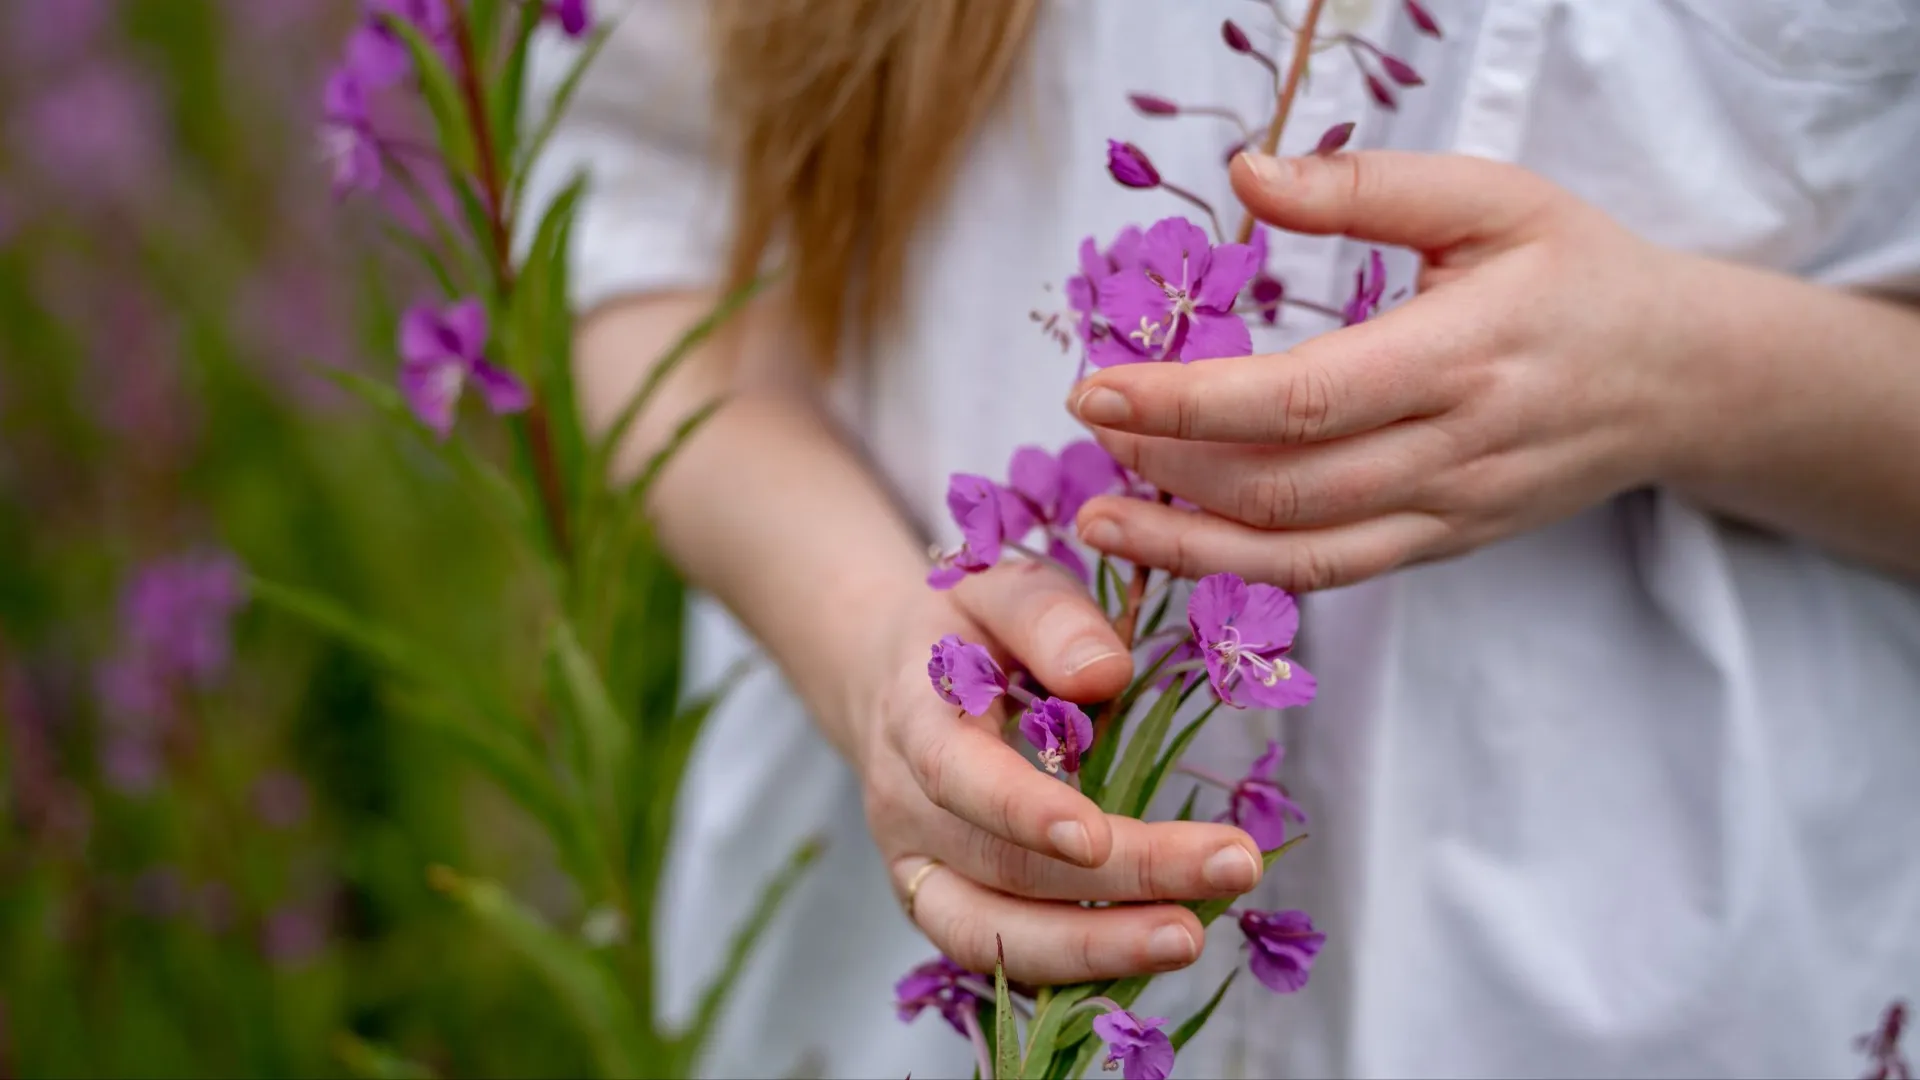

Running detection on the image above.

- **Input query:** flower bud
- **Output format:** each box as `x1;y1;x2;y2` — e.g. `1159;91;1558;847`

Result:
1128;93;1180;117
1312;121;1355;155
1106;139;1161;189
1365;73;1397;110
1221;19;1253;53
1404;0;1443;37
1378;53;1424;86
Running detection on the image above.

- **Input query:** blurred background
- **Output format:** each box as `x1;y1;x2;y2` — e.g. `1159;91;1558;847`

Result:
0;1;666;1074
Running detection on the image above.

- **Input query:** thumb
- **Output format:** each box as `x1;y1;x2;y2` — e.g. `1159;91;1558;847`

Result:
951;562;1133;703
1230;149;1558;254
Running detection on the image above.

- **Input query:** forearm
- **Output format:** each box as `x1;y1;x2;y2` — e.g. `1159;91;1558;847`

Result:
577;292;930;757
1659;256;1920;579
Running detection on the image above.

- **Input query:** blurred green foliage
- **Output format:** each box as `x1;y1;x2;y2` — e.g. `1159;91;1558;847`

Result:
0;1;681;1075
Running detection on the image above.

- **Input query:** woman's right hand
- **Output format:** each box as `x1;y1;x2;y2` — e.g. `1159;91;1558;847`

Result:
852;560;1267;985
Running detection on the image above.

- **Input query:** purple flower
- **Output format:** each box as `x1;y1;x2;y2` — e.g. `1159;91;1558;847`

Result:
1096;217;1257;365
13;61;162;204
1246;226;1285;326
346;0;454;89
1186;572;1316;710
1313;121;1356;156
1066;226;1143;343
1106;140;1161;189
928;635;1008;716
1128;93;1179;117
545;0;592;36
1340;249;1388;326
1222;741;1306;850
1238;908;1325;993
398;298;530;438
1019;697;1094;774
1005;441;1124;580
121;552;247;687
894;955;982;1037
262;905;328;969
1405;0;1444;37
1365;72;1398;110
1092;1009;1176;1080
100;732;163;795
320;68;382;197
927;473;1032;589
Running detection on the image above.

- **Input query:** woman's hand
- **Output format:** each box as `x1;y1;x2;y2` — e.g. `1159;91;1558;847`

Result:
855;560;1266;984
1067;150;1706;590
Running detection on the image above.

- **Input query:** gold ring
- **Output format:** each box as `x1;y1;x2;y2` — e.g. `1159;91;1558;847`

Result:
902;858;943;923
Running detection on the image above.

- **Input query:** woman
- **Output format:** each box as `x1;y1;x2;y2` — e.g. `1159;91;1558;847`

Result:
527;0;1920;1075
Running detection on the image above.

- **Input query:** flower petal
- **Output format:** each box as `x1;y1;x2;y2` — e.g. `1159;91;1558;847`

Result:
1180;310;1252;362
1007;446;1061;516
469;359;531;415
1237;582;1301;648
1056;440;1123;521
1241;659;1317;710
1196;241;1258;311
397;303;445;367
399;358;461;438
443;297;488;360
1088;331;1153;369
1186;572;1245;644
1097;269;1173;345
1140;217;1212;291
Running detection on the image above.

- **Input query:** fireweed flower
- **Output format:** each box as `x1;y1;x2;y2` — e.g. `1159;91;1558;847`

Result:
346;0;454;89
1066;226;1143;342
894;955;984;1036
1005;440;1124;580
121;552;247;687
926;635;1008;716
1341;249;1388;326
1238;908;1325;993
1096;216;1258;365
927;473;1032;589
1092;1007;1176;1080
1223;740;1306;850
320;68;382;197
1019;697;1094;774
1186;572;1316;709
545;0;592;37
398;298;530;438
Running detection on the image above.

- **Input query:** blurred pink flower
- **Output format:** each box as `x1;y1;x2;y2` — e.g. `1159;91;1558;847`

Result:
11;60;165;206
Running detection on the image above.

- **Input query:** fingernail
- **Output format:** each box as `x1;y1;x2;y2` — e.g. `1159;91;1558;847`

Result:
1148;923;1198;968
1070;386;1130;425
1048;820;1095;866
1062;639;1122;677
1079;517;1120;550
1203;845;1261;892
1239;152;1289;187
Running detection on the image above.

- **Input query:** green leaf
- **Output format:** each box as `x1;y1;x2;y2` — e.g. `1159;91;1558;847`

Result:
1093;556;1113;612
1173;784;1200;822
380;224;461;299
994;938;1020;1080
1129;702;1219;818
1074;702;1122;805
332;1033;439;1080
452;176;501;293
1019;984;1090;1079
1170;969;1239;1051
1098;686;1186;815
592;274;771;484
546;617;632;819
1187;835;1307;926
427;867;647;1078
490;1;541;169
383;16;476;174
676;837;825;1070
510;174;588;514
510;21;618;213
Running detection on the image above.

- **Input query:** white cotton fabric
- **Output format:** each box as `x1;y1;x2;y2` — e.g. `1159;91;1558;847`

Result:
523;1;1920;1076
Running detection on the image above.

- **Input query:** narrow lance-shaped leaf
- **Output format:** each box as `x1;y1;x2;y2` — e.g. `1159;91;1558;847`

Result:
382;16;477;174
427;867;648;1078
1019;984;1091;1079
547;617;632;823
1170;969;1238;1050
1130;702;1219;819
675;837;825;1071
1098;683;1188;815
510;19;619;212
994;936;1020;1080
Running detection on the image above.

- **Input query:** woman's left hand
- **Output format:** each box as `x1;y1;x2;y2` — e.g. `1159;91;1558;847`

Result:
1069;150;1714;591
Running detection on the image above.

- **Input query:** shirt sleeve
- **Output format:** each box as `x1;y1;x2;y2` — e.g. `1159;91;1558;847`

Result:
517;0;733;313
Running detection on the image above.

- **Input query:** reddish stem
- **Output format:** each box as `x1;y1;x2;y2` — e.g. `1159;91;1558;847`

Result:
1236;0;1330;244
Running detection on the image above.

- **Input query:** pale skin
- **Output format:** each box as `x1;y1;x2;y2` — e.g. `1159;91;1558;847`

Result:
578;150;1920;985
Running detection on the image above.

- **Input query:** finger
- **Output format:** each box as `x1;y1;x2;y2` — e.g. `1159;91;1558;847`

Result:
1093;422;1456;530
952;560;1131;702
1067;307;1465;445
897;858;1205;984
1076;497;1449;592
1230;150;1559;253
894;711;1114;867
932;814;1264;902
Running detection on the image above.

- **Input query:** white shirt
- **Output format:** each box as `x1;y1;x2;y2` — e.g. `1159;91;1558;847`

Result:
527;2;1920;1076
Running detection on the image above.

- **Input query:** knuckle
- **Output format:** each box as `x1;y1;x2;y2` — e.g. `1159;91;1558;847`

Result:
1276;366;1337;444
1131;839;1161;900
1280;541;1341;593
942;912;990;969
1174;391;1205;441
986;777;1023;844
983;837;1038;895
915;737;956;810
1241;468;1304;528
